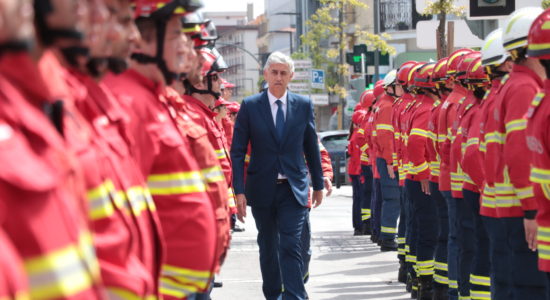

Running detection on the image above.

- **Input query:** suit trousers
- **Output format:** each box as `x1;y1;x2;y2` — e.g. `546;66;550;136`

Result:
376;158;401;241
442;191;459;300
431;182;449;287
251;181;308;300
300;209;311;284
406;180;437;278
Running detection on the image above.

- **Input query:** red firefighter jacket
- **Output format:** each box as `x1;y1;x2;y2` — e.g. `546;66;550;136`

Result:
485;65;542;218
478;78;504;217
0;52;103;299
356;111;373;166
397;94;415;185
459;93;483;194
348;127;362;176
0;228;28;299
104;69;217;299
400;94;418;183
168;94;231;272
372;94;397;168
526;80;550;271
222;117;234;150
406;94;434;181
183;95;236;215
427;98;443;184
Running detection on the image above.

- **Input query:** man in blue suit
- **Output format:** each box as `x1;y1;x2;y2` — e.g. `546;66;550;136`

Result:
231;52;325;300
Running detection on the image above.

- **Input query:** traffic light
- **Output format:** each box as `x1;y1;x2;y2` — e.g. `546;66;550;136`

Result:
346;44;390;73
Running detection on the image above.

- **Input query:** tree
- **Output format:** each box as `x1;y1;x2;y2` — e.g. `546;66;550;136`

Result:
423;0;465;59
299;0;395;99
543;0;550;9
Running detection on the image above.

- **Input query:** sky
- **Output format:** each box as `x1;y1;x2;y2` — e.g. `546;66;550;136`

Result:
202;0;265;18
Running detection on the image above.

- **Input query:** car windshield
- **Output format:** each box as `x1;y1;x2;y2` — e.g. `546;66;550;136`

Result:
322;134;348;152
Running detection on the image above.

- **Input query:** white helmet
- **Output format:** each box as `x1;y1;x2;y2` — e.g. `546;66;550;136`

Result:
383;69;397;87
502;7;543;52
481;29;509;67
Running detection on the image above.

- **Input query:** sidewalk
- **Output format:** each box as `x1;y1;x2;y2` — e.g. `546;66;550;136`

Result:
211;186;410;299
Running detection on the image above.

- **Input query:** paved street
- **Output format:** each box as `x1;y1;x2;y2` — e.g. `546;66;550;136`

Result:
212;186;410;300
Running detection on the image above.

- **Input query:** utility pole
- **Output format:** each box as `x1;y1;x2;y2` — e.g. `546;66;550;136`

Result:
338;0;345;130
373;0;380;82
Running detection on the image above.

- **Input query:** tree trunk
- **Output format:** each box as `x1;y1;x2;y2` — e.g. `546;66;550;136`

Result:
437;8;446;59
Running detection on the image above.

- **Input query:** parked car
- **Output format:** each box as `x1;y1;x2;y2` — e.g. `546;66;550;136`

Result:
318;130;349;185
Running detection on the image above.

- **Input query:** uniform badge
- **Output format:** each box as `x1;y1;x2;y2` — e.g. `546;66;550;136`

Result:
493;109;500;122
526;136;544;155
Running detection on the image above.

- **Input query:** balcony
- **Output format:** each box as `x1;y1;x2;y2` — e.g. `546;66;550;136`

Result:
380;0;431;33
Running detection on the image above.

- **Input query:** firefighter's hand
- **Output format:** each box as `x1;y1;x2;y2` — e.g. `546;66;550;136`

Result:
312;190;323;208
387;165;396;179
324;177;333;197
421;179;431;195
235;194;247;222
524;218;538;251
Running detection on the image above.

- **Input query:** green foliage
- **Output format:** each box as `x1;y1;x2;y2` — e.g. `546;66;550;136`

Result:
422;0;465;16
543;0;550;9
300;0;395;98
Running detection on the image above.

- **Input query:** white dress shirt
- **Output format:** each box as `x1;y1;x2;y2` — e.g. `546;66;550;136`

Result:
267;90;288;179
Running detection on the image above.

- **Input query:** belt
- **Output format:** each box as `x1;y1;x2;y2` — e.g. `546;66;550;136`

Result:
276;178;288;184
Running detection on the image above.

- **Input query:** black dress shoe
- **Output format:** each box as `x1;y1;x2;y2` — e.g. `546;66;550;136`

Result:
232;224;245;232
370;234;379;244
213;281;223;288
398;260;407;283
354;228;364;236
380;239;398;251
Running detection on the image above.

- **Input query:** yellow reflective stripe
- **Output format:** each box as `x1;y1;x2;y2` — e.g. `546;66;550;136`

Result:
505;119;527;134
538;227;550;243
449;280;458;289
397;237;406;244
360;143;369;152
372;131;378;137
470;291;491;300
126;186;156;216
215;149;227;160
466;137;479;148
87;180;117;220
470;275;491;287
106;287;157;300
531;168;550;184
515;186;534;200
481;185;496;208
376;124;394;131
408;162;429;174
485;132;505;145
394;132;400;139
159;277;195;298
228;188;236;208
381;226;397;234
148;171;206;195
201;166;225;183
494;182;521;207
427;130;437;140
161;264;211;293
245;154;250;163
463;173;475;185
357;128;365;134
480;141;487;153
25;233;99;300
538;243;550;260
410;128;430;138
437;134;447;143
434;274;449;285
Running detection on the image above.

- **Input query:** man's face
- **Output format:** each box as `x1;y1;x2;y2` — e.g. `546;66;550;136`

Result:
104;0;138;60
85;0;110;56
222;88;232;100
0;0;34;43
186;48;205;85
198;73;222;96
264;63;293;96
162;15;188;74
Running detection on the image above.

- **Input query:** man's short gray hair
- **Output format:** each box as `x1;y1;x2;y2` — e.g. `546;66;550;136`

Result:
264;51;295;73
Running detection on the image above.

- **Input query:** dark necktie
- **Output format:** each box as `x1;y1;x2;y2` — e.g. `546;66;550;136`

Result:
275;99;285;139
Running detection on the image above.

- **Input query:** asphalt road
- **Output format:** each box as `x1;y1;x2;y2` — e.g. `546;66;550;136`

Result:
211;186;410;300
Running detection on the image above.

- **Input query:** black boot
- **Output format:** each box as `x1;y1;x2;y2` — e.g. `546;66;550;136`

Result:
432;283;448;300
398;260;407;283
406;272;412;292
370;233;379;244
361;222;372;235
417;275;434;300
354;228;363;236
380;239;398;251
411;274;419;299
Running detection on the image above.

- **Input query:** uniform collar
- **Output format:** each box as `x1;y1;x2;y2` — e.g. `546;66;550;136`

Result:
513;64;544;89
182;95;217;118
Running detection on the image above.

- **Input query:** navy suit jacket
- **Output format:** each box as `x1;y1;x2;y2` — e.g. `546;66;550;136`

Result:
230;90;324;207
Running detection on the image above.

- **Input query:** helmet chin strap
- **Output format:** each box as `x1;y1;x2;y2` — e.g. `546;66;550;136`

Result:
0;40;34;54
184;76;221;99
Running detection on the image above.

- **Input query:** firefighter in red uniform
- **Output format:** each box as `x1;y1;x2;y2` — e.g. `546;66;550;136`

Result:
372;77;401;251
437;48;473;299
356;90;376;235
0;0;104;298
428;58;450;298
470;28;515;299
454;56;492;300
349;109;367;235
486;7;548;299
405;63;439;299
104;0;220;298
369;81;385;245
392;61;418;287
526;7;550;278
46;1;167;297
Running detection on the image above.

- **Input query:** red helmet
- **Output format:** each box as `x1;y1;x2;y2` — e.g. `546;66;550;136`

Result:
446;48;474;78
200;47;227;77
463;57;490;86
413;63;437;89
214;97;231;108
527;8;550;60
221;78;235;89
360;90;375;109
396;61;418;86
456;52;481;81
373;82;385;98
134;0;203;18
432;58;449;83
352;109;366;125
407;63;424;88
227;102;240;113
